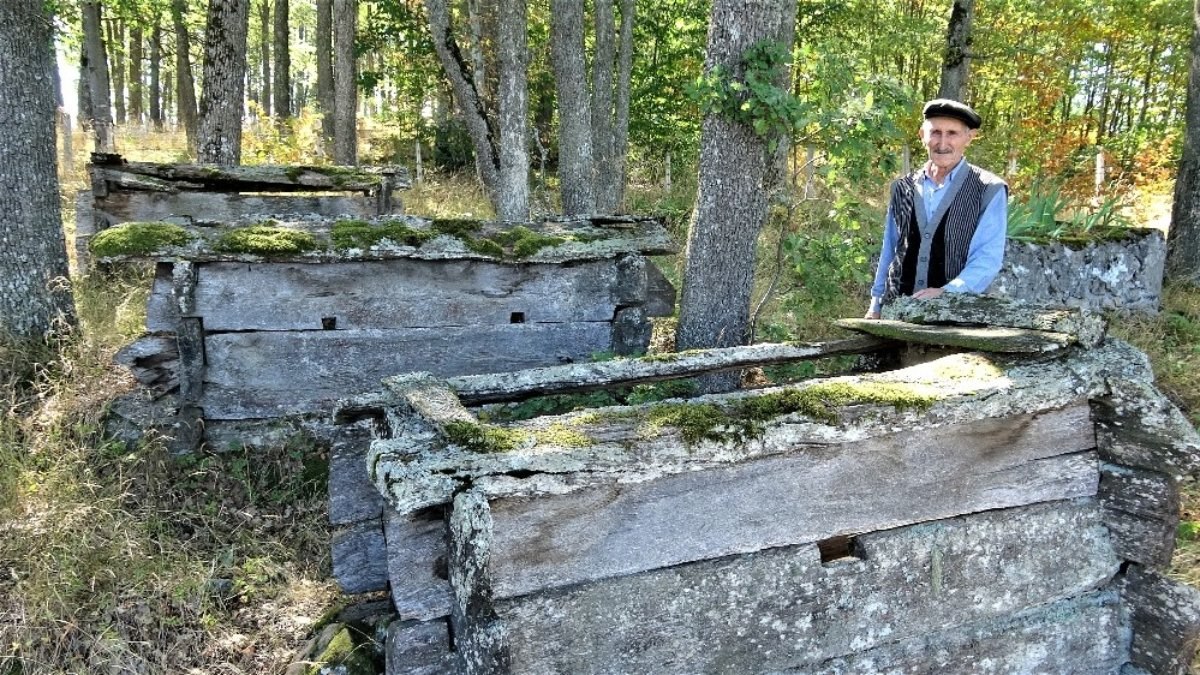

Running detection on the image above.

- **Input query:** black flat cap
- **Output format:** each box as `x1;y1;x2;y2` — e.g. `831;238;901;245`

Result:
922;98;982;129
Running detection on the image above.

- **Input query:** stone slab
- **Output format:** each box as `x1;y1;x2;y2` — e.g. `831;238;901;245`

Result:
1093;377;1200;477
485;404;1098;599
201;323;622;419
331;520;388;595
836;318;1073;353
1099;463;1179;567
1123;565;1200;675
95;191;385;227
487;501;1118;674
328;423;384;526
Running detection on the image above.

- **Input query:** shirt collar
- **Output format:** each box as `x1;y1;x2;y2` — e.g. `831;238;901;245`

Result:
922;157;969;187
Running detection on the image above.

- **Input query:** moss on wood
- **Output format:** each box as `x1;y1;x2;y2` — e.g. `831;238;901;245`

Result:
442;419;594;453
306;626;375;675
330;219;435;249
214;223;319;255
89;221;194;257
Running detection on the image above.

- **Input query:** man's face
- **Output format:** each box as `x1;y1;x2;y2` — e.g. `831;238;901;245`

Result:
920;117;977;171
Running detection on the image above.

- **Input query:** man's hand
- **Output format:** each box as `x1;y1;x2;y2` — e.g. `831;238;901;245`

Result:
864;311;881;320
912;287;945;300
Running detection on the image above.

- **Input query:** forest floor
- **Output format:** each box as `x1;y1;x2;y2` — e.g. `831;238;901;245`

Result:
2;127;1199;673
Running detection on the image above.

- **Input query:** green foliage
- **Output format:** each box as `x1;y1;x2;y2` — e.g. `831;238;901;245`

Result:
89;222;193;257
330;219;435;249
214;223;319;255
1007;180;1134;245
781;201;876;321
688;40;806;151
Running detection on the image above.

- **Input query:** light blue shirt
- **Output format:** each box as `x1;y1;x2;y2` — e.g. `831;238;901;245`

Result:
869;158;1007;314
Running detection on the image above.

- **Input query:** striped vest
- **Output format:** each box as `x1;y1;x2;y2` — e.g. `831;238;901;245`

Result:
884;163;1006;301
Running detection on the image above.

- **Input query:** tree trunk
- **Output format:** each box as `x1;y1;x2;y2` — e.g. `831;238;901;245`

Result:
197;0;249;164
150;20;163;130
129;26;144;124
592;0;616;212
937;0;974;101
466;0;489;110
109;19;127;125
551;0;595;214
0;0;76;339
82;2;115;151
676;0;798;393
333;0;357;164
172;0;199;152
1168;0;1200;286
611;0;635;211
495;0;529;221
77;43;94;131
424;0;500;197
316;0;335;151
259;0;271;116
273;0;291;118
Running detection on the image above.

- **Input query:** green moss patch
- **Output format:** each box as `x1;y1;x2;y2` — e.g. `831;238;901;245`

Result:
630;380;938;444
330;219;435;249
89;221;194;257
430;218;484;238
214;224;318;255
306;626;375;675
442;419;594;454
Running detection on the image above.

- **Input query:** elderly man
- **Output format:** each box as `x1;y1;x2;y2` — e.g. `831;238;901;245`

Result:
866;99;1008;319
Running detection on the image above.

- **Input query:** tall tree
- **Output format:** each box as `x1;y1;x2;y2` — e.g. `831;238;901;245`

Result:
550;0;595;214
938;0;975;101
333;0;357;164
675;0;797;392
81;1;115;151
1169;0;1200;286
423;0;529;218
316;0;335;150
149;19;163;129
109;19;127;124
197;0;250;164
496;0;530;220
172;0;199;152
273;0;290;117
592;0;615;210
258;0;271;115
0;0;76;339
610;0;635;210
129;25;145;123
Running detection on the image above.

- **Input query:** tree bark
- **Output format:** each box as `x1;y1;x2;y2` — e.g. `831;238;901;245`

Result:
197;0;250;164
172;0;199;152
0;0;76;339
77;43;93;131
129;26;144;124
495;0;529;220
273;0;291;118
1169;0;1200;286
258;0;271;116
424;0;500;197
676;0;798;392
551;0;595;214
592;0;616;213
109;19;127;125
333;0;358;164
316;0;335;151
150;20;163;129
937;0;974;102
81;1;115;151
611;0;635;211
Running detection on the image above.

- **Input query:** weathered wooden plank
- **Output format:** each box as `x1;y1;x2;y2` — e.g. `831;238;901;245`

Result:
1098;464;1180;566
1093;377;1200;477
331;520;388;594
883;293;1107;347
328;422;383;526
145;262;179;332
190;259;622;330
1123;565;1200;675
94;160;409;192
447;336;889;404
386;619;454;675
481;404;1098;599
386;507;452;621
836;318;1074;353
802;592;1126;675
201;323;619;419
95;192;387;228
477;501;1118;674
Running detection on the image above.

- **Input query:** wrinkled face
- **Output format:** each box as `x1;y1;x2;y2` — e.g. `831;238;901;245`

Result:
920;117;977;172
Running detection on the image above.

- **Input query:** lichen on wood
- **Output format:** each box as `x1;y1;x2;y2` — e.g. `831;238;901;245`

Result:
330;219;434;249
89;221;194;257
